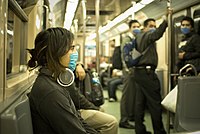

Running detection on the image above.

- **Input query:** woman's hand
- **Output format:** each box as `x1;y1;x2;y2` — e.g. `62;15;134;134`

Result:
75;64;86;80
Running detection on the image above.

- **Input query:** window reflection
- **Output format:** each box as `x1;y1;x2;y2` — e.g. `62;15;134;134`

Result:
193;9;200;34
6;7;27;76
7;9;14;75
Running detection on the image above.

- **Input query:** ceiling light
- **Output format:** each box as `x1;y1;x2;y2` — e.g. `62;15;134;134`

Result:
87;0;154;40
116;23;129;32
49;0;59;11
64;0;79;30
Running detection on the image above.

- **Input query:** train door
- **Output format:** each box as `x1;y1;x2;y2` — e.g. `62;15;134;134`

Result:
191;4;200;35
171;10;188;86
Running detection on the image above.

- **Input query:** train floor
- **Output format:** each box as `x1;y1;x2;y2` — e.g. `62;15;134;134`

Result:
101;89;168;134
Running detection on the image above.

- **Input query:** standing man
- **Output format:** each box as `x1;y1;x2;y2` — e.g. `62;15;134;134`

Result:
119;20;141;129
133;17;168;134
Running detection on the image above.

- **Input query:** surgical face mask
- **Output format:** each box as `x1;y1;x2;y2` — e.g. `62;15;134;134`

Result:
181;27;190;34
68;52;78;71
149;28;156;33
132;28;141;35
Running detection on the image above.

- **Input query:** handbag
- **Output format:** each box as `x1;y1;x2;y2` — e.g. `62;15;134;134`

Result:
161;85;178;113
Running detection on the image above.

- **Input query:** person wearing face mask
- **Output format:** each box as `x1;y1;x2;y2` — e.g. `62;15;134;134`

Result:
163;17;200;115
132;12;172;133
119;19;141;129
27;27;98;134
68;51;79;71
177;16;200;73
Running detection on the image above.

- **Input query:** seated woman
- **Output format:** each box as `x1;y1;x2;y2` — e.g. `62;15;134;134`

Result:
27;27;98;134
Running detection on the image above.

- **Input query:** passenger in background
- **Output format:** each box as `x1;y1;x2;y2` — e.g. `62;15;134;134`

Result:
100;56;109;69
177;16;200;74
133;16;169;134
100;40;116;88
27;27;98;134
74;64;118;134
165;17;200;114
99;66;111;88
119;19;141;129
107;68;123;102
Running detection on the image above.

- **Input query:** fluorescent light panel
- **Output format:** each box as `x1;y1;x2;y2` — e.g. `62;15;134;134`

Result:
64;0;79;30
88;0;154;40
49;0;59;11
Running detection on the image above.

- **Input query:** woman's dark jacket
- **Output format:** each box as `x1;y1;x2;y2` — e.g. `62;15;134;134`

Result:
29;68;98;134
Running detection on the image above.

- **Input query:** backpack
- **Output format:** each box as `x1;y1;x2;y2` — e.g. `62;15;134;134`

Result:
123;39;142;68
79;70;105;107
112;46;123;70
123;34;152;68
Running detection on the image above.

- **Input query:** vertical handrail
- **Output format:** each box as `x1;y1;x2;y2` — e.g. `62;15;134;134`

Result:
95;0;100;74
2;0;7;101
82;0;86;65
166;0;172;133
43;5;49;30
131;1;136;19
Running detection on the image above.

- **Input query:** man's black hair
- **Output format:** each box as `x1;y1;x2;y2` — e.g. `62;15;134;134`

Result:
143;18;155;27
128;20;140;28
181;16;194;28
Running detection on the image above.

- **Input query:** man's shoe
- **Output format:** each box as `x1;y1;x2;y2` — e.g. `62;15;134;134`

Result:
109;98;116;102
119;122;135;129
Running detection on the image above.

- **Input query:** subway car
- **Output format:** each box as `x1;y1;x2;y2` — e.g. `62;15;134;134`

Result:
0;0;200;134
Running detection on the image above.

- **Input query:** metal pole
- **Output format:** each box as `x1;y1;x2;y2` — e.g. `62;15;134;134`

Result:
166;0;172;133
131;1;136;19
82;0;86;65
95;0;100;74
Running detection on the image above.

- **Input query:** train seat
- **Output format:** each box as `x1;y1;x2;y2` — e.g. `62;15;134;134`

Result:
174;76;200;132
1;95;33;134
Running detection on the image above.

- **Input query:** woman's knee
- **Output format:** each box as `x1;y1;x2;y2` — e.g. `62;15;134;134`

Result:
107;115;118;128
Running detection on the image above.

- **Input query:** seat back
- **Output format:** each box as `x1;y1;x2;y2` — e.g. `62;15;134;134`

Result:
15;95;33;134
1;95;33;134
174;76;200;132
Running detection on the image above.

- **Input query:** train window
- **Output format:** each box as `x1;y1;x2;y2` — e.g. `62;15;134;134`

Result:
7;9;14;75
173;16;185;43
193;9;200;34
171;10;187;74
6;8;27;77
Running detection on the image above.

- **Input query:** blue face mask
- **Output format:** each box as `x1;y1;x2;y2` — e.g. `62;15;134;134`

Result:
149;28;156;33
132;28;141;34
181;27;190;34
68;52;78;71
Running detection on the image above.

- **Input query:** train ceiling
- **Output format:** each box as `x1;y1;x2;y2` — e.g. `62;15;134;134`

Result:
74;0;135;37
15;0;200;41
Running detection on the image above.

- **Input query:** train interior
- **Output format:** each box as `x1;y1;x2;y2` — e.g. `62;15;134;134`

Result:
0;0;200;134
